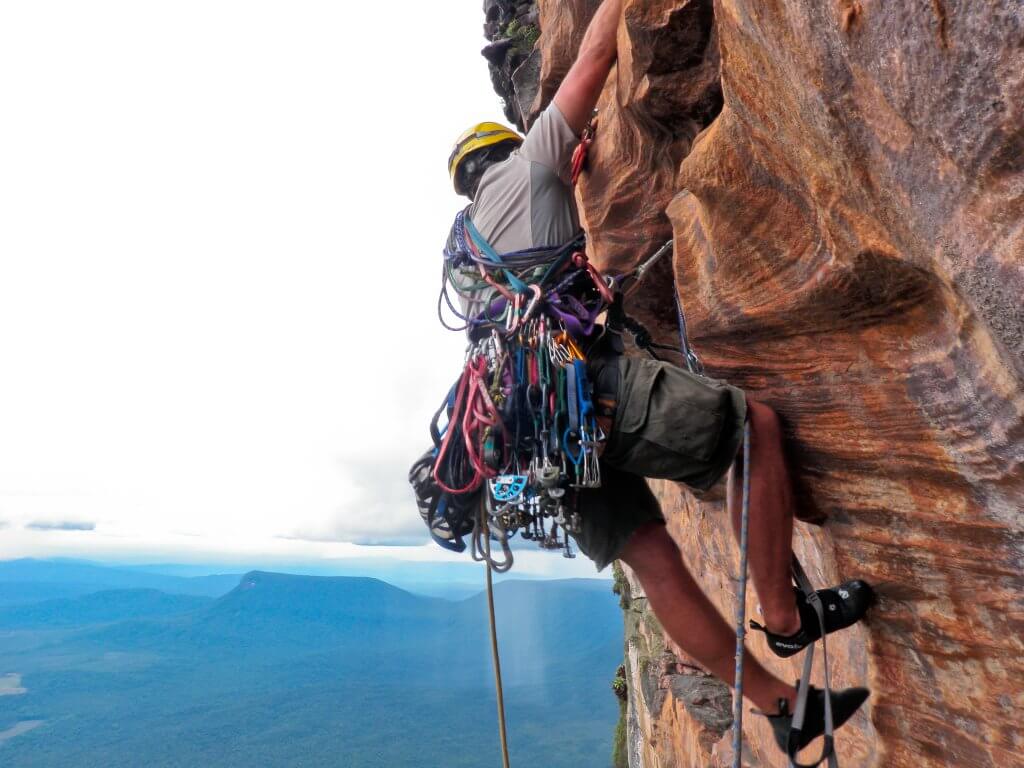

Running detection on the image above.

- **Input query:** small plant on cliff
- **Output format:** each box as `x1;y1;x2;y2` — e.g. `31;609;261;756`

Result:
611;665;628;701
502;19;540;55
611;562;631;609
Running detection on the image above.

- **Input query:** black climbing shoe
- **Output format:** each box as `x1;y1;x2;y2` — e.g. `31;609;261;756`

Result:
764;685;869;755
751;580;874;659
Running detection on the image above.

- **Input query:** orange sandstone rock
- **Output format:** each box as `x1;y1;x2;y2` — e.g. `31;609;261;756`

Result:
530;1;1024;766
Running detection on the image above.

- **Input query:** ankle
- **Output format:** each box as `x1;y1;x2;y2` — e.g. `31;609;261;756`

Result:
764;606;801;637
754;687;796;716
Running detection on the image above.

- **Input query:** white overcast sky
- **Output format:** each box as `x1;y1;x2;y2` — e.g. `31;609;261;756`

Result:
0;1;597;578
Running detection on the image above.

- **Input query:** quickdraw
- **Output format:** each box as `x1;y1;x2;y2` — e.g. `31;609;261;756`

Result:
430;212;614;568
570;118;596;187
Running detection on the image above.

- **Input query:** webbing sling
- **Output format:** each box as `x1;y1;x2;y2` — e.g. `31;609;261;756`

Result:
463;215;530;294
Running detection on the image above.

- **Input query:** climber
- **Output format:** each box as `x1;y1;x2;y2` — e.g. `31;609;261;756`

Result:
441;0;874;757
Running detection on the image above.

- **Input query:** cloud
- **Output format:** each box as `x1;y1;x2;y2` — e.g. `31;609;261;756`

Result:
279;532;426;547
285;453;430;547
0;0;494;564
26;520;96;532
0;520;8;530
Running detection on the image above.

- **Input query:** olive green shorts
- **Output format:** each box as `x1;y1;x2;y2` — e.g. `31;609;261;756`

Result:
570;356;747;571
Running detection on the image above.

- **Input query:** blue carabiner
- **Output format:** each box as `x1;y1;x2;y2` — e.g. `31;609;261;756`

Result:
562;427;584;466
573;359;594;420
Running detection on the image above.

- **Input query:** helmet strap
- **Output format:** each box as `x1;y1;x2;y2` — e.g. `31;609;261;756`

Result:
458;142;517;200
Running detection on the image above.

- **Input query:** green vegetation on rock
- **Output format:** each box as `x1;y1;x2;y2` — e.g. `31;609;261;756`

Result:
611;561;631;609
503;19;540;55
611;664;628;701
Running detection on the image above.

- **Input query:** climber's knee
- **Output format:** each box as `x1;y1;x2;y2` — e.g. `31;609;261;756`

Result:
746;399;783;448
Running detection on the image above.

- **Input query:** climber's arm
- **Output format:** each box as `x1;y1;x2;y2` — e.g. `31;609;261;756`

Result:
553;0;623;135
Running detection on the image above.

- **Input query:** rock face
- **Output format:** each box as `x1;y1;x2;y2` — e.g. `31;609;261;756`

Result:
616;562;737;766
492;1;1024;766
481;0;543;130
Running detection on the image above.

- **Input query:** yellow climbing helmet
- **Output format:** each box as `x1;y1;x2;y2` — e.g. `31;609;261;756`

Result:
448;122;524;194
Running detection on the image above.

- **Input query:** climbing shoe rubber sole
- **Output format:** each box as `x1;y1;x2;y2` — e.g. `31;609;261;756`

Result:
764;685;870;755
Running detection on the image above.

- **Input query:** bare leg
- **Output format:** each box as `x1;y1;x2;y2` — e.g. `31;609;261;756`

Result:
728;400;801;636
620;522;795;714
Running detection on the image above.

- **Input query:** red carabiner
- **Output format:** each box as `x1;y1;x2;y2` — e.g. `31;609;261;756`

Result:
571;121;596;186
572;252;615;305
478;264;516;303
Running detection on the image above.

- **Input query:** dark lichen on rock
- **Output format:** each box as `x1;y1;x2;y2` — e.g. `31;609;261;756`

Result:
481;0;543;130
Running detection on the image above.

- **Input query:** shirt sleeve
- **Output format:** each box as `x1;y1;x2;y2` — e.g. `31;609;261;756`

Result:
518;102;580;185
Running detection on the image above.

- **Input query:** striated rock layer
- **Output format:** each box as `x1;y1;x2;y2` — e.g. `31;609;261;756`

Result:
506;1;1024;766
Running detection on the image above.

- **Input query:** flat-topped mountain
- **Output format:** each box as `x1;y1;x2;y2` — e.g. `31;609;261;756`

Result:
0;566;621;767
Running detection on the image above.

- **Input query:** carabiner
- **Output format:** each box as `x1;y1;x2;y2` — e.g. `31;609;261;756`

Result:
505;292;523;333
520;284;544;324
479;264;516;303
572;251;615;305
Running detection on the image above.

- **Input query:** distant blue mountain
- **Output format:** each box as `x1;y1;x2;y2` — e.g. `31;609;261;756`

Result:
214;570;440;621
0;556;608;602
0;580;104;607
0;569;624;767
0;559;240;605
76;572;621;679
173;571;450;654
0;589;212;628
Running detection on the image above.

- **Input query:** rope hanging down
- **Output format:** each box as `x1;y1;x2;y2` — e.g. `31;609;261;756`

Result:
660;235;833;768
732;422;752;767
483;515;512;768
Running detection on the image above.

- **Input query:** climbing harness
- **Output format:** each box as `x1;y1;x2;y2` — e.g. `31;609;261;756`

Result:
427;226;714;570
